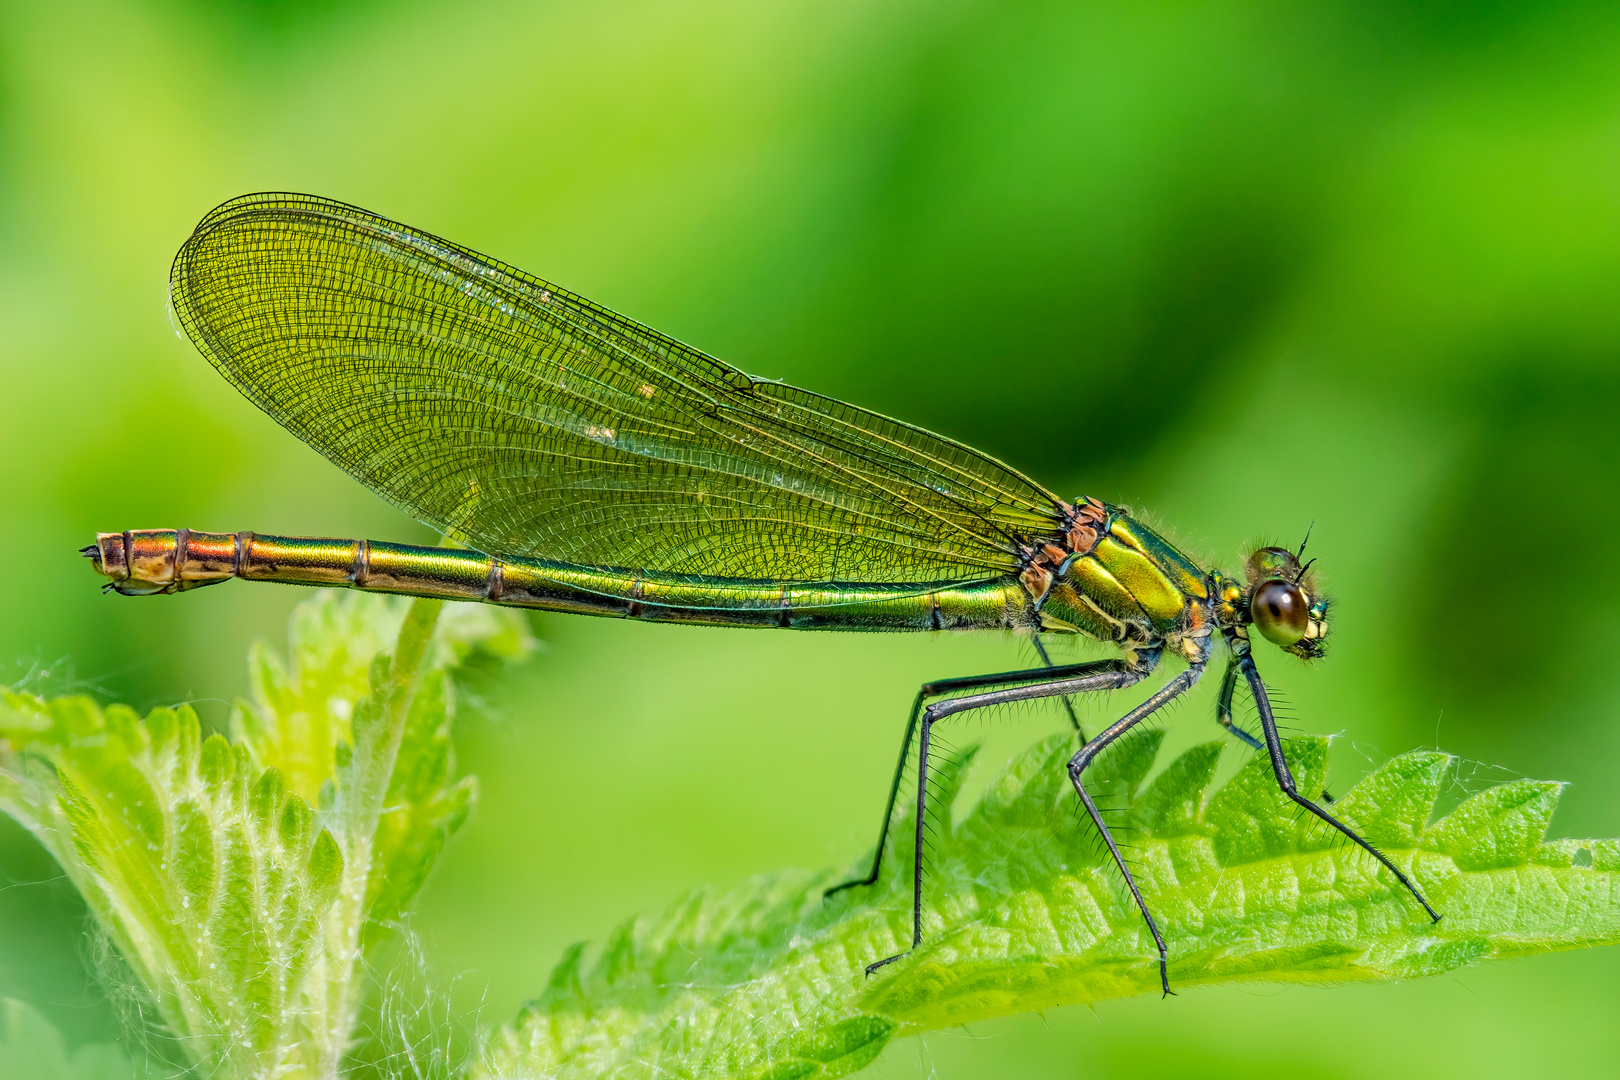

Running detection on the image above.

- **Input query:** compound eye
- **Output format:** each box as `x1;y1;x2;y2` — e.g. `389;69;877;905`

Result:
1251;579;1308;647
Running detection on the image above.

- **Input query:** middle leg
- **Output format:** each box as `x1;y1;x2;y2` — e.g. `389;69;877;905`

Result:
1066;655;1206;996
826;657;1130;900
862;654;1161;973
1033;634;1086;737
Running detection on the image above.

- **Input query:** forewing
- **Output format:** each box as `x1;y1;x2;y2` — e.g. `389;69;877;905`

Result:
169;193;1066;584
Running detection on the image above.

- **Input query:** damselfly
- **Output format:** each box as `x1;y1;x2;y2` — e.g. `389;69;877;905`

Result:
83;193;1439;994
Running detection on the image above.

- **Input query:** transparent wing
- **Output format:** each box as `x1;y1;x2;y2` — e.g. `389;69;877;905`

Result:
169;193;1068;584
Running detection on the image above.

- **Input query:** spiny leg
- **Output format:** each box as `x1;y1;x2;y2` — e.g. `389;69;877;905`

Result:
863;658;1153;974
1034;634;1085;737
1231;636;1440;922
1215;656;1262;749
1067;652;1205;997
1219;654;1336;800
826;658;1128;900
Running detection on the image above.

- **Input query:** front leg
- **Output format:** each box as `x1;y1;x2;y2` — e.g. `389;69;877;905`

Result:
1214;656;1262;749
1230;634;1440;923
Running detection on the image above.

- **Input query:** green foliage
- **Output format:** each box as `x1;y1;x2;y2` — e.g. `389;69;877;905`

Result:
0;592;530;1079
479;731;1620;1080
234;594;530;808
0;688;345;1074
5;591;1619;1080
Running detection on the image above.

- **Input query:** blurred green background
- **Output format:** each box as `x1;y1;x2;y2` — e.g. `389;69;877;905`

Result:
4;0;1620;1075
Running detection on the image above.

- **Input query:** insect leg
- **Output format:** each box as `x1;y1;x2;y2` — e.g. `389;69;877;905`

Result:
1067;652;1205;997
826;659;1125;900
861;658;1150;974
1232;638;1440;922
1214;655;1262;749
1033;635;1085;737
1222;650;1334;799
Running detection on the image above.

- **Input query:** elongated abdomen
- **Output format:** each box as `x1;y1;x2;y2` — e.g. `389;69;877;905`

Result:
83;530;1035;633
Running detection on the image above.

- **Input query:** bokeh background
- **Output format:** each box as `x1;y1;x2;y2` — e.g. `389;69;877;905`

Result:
4;1;1620;1076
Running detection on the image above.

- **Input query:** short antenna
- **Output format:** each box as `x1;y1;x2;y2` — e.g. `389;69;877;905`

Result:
1294;522;1316;582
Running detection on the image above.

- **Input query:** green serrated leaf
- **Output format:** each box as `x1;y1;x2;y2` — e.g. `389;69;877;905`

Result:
967;733;1074;832
478;737;1620;1080
0;698;344;1074
1132;740;1221;838
1590;839;1620;871
1425;779;1563;870
1326;749;1449;848
1205;735;1332;860
233;590;532;807
222;590;530;948
0;589;532;1079
757;1015;897;1080
1090;726;1164;801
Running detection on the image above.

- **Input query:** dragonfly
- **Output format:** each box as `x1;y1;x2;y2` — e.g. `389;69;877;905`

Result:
83;192;1439;994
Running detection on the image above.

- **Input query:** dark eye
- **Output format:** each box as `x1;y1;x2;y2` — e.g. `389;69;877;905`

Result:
1251;579;1308;647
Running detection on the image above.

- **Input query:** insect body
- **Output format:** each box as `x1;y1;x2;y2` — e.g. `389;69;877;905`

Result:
84;194;1439;993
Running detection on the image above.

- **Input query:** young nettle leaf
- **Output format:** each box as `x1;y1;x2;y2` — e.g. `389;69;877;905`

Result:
234;592;530;807
230;592;528;947
0;591;531;1079
0;691;343;1075
479;734;1620;1080
363;667;478;939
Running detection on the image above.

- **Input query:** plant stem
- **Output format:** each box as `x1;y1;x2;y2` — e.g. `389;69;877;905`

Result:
320;597;443;1079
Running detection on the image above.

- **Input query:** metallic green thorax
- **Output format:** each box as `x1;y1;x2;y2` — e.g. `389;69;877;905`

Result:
1030;512;1211;647
85;500;1216;643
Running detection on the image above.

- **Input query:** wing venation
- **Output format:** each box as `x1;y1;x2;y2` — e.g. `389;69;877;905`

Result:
169;192;1068;584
